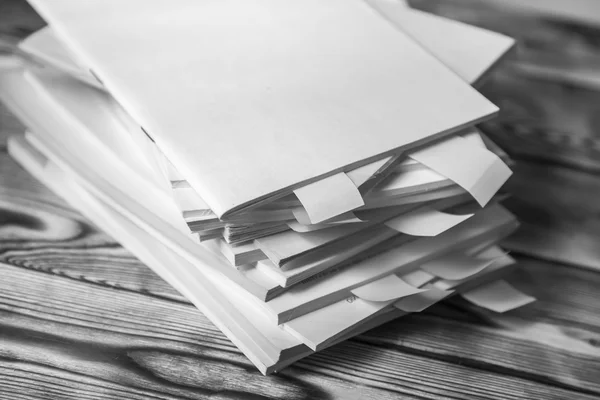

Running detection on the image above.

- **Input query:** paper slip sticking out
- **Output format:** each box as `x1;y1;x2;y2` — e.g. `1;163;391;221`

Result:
420;253;499;281
351;274;426;302
461;280;536;313
384;206;473;237
408;135;512;207
393;287;454;312
293;173;365;224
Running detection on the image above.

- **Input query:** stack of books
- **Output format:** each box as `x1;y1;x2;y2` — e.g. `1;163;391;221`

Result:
0;0;536;374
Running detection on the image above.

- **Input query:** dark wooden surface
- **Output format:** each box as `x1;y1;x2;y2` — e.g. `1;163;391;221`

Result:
2;1;600;399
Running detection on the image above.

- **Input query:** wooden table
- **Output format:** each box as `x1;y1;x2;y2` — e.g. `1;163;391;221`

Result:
1;1;600;399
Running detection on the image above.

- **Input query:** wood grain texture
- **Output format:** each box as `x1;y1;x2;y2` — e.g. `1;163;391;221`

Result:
2;1;600;398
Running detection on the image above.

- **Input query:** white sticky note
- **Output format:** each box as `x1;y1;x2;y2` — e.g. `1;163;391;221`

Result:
351;274;426;302
408;136;512;207
293;173;365;224
384;206;472;237
393;287;454;312
420;253;498;281
461;280;535;313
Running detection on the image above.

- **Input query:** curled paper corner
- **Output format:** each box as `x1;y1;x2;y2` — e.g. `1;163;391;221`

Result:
384;205;473;237
408;135;512;207
293;172;364;224
461;280;536;313
351;274;426;302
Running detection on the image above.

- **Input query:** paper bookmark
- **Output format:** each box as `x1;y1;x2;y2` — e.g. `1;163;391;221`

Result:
461;280;535;313
384;206;473;237
351;274;426;302
393;287;454;312
420;253;498;281
408;135;512;207
293;172;364;224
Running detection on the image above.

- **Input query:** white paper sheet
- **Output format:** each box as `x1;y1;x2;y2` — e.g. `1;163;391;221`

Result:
255;225;399;287
255;222;369;266
461;280;536;313
393;287;454;312
293;172;365;224
419;253;499;281
283;295;391;351
351;274;426;302
366;0;515;84
384;206;473;237
28;0;498;218
401;269;436;288
346;157;390;187
287;215;363;233
18;27;102;88
408;136;512;207
172;186;210;213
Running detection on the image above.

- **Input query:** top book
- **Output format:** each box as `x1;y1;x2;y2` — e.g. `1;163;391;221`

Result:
27;0;498;218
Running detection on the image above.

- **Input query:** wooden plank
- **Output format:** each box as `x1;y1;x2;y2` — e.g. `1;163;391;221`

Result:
1;266;597;400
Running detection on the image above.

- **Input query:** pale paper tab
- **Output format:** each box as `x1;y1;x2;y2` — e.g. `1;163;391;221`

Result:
408;136;512;206
420;253;498;281
293;172;365;224
384;206;473;237
351;274;426;302
461;280;536;313
393;287;454;312
346;157;390;187
285;268;435;350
